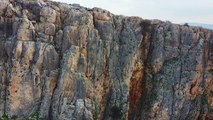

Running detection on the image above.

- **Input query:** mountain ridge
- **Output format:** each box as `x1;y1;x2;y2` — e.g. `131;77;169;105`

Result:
188;23;213;30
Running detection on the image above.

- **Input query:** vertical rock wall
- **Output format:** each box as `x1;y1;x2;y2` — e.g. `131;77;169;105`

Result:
0;0;212;119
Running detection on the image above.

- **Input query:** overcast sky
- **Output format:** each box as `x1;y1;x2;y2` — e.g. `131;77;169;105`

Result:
53;0;213;24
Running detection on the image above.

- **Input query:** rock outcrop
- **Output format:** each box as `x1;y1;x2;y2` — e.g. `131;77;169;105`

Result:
0;0;212;120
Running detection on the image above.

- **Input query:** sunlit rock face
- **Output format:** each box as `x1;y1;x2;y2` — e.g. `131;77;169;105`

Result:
0;0;212;120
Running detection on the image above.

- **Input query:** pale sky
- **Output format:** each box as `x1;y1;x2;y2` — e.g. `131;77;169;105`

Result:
53;0;213;24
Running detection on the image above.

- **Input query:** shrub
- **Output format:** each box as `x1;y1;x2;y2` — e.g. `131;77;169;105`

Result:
209;68;213;75
1;113;9;120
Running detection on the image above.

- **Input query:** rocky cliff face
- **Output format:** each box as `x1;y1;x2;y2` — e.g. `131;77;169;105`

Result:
0;0;212;119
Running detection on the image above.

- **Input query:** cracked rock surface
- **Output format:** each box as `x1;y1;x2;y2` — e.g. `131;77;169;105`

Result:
0;0;212;119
